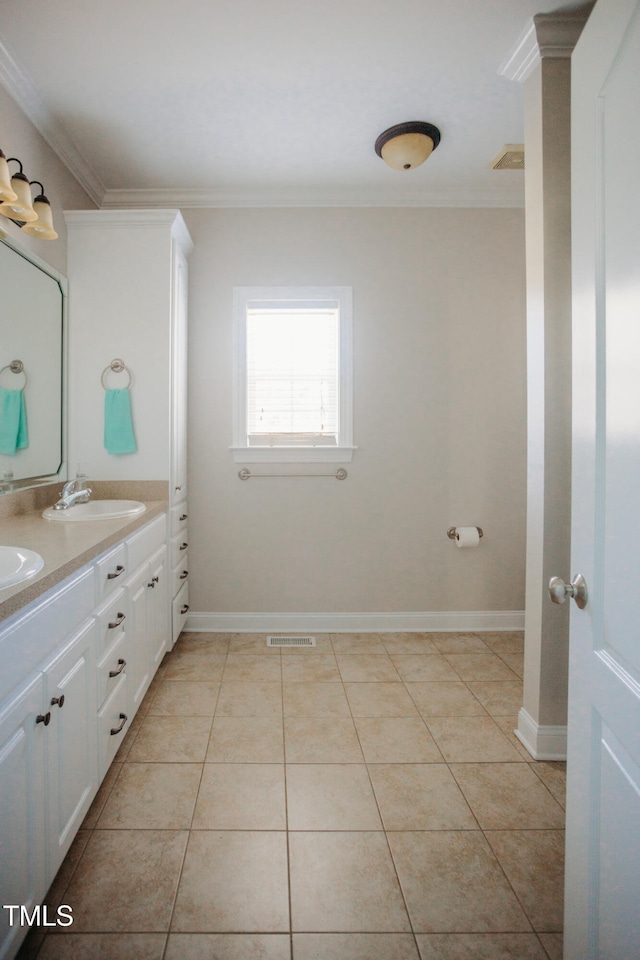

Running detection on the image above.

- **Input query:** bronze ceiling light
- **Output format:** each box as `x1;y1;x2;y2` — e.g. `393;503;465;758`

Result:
375;121;441;171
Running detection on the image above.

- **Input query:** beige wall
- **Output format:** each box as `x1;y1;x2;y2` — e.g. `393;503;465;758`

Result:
0;85;95;273
183;206;527;618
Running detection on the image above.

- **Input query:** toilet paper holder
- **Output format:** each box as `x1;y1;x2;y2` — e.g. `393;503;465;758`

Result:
447;526;483;540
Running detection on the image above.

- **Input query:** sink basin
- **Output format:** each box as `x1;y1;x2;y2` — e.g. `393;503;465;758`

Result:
42;500;147;521
0;545;45;589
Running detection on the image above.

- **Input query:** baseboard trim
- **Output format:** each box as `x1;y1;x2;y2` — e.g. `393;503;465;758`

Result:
515;707;567;761
185;610;525;634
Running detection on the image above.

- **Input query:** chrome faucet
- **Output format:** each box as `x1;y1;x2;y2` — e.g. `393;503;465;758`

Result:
53;478;92;510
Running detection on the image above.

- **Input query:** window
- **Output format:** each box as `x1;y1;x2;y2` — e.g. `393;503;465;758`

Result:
232;286;354;462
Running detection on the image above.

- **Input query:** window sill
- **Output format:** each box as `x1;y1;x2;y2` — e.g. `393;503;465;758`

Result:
230;446;356;464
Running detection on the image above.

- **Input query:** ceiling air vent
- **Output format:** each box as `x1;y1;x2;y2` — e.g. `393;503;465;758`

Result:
489;144;525;170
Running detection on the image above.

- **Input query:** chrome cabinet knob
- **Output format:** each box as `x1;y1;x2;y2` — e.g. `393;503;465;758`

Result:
549;574;588;609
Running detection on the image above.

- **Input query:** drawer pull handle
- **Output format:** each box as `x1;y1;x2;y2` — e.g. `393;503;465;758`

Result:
51;695;65;709
108;612;126;629
107;564;125;580
110;713;127;736
179;514;188;521
148;575;159;589
180;570;188;580
179;542;188;551
36;712;51;726
180;604;190;615
175;485;183;491
109;658;126;678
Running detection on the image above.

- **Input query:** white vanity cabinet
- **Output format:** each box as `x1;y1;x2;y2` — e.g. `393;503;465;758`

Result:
171;502;189;643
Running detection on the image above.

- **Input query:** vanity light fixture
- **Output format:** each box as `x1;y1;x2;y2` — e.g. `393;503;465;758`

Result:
375;121;441;171
0;154;58;239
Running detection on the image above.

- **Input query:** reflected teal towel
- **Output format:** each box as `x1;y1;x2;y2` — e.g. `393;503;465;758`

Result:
0;387;29;455
104;388;137;455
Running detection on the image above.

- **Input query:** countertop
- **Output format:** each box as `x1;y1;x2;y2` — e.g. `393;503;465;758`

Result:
0;482;169;625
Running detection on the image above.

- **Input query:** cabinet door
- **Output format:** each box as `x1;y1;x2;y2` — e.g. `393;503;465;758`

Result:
0;674;47;960
148;544;170;670
125;563;151;718
43;618;98;879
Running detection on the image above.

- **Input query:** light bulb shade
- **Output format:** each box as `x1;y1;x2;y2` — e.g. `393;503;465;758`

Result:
375;121;441;171
21;195;58;239
0;173;37;221
0;152;18;203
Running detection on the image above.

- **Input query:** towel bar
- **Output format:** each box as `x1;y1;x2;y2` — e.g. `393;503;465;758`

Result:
239;467;347;481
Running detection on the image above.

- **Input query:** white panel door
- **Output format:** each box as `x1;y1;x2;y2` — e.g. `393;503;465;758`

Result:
564;0;640;956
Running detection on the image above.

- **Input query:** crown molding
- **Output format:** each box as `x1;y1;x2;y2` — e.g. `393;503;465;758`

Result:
0;38;106;206
499;10;592;84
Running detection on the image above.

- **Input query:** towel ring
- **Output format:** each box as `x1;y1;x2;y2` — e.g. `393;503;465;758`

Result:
0;360;27;391
101;358;132;390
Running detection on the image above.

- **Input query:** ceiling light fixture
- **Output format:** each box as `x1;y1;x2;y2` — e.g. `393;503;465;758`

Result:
375;121;441;171
0;153;58;240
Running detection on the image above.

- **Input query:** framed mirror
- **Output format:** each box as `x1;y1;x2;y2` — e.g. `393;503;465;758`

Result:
0;235;65;491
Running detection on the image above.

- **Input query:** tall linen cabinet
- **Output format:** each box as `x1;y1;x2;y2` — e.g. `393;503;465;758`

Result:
64;209;193;643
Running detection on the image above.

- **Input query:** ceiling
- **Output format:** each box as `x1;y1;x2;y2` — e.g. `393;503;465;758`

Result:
0;0;592;208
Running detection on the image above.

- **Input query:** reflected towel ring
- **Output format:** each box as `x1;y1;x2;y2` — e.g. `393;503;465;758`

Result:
101;358;132;390
0;360;28;391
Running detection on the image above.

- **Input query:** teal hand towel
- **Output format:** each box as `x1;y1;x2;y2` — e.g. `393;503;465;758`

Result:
0;387;29;455
104;388;137;455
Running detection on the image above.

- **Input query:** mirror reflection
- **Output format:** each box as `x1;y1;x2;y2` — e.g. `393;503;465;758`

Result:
0;238;63;490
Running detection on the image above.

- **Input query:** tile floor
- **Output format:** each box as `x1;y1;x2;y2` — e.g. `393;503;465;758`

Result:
19;631;566;960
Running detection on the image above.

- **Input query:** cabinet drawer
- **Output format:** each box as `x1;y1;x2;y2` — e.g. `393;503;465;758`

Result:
98;674;128;779
172;581;189;644
172;533;189;568
172;553;189;597
127;514;167;572
95;544;127;602
170;503;189;536
96;631;128;709
94;588;127;654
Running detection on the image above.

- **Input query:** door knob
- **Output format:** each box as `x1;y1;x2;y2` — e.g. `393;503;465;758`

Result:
548;574;588;609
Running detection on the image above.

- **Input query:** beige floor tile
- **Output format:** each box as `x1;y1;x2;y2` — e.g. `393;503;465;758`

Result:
415;933;549;959
163;650;227;682
381;633;439;655
345;682;419;717
81;761;121;828
283;681;350;717
498;653;524;678
147;680;220;716
165;934;291;959
172;831;289;932
431;635;491;654
354;717;442;763
222;654;282;682
290;832;411;932
388;831;531;933
389;655;461;682
465;681;523;716
530;761;567;809
442;654;519;681
493;715;534;760
293;933;420;959
286;764;382;830
35;933;167;959
425;717;525;762
331;633;387;654
538;932;563;960
206;717;284;763
369;764;477;830
114;714;143;762
44;830;92;912
450;763;565;830
177;634;231;654
192;764;286;829
98;763;202;829
478;631;525;654
62;830;188;931
281;655;340;681
284;718;364;762
127;716;213;762
485;830;565;932
336;654;401;681
279;634;334;654
227;634;280;654
404;681;486;717
215;682;283;717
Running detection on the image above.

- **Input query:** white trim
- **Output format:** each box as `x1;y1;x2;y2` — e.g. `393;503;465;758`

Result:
499;13;591;84
515;707;567;760
185;610;525;634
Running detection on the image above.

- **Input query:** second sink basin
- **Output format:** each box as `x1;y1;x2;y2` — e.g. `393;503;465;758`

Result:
0;545;45;589
42;500;147;521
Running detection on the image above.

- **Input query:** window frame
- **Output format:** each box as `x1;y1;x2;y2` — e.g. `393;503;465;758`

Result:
232;285;354;463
